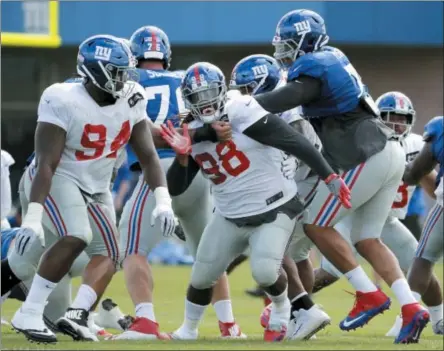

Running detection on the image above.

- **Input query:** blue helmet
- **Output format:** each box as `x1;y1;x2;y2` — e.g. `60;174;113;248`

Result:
181;62;227;123
376;91;416;139
229;54;283;96
76;34;138;98
130;26;172;69
273;9;329;69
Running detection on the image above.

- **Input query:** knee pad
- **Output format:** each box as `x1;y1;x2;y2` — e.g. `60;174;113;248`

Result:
190;261;219;290
250;257;281;287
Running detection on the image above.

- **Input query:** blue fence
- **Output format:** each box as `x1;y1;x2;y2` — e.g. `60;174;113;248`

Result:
2;1;443;46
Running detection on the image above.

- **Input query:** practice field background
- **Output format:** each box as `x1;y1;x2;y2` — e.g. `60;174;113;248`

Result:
1;263;443;350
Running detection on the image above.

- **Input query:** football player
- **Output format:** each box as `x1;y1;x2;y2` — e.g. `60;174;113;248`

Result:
229;54;329;340
253;9;429;343
1;150;15;230
4;34;220;344
162;62;351;341
403;115;444;336
116;26;244;340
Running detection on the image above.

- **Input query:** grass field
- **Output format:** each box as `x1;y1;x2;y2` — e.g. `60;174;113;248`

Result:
1;262;443;350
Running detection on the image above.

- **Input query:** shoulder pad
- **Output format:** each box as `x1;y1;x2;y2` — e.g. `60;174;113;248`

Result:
423;116;443;141
287;54;325;81
225;94;254;120
40;83;68;105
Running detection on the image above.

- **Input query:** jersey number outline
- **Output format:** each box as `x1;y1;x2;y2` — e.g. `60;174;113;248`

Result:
344;63;365;98
194;141;250;185
75;121;131;161
392;182;409;209
144;85;185;126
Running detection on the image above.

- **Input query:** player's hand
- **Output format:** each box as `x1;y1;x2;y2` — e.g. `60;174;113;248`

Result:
160;120;192;155
15;227;40;256
211;121;232;141
281;154;297;180
18;202;45;253
324;174;352;209
151;204;176;237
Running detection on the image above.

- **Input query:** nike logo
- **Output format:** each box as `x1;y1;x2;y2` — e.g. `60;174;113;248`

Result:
263;116;268;124
44;99;50;104
342;314;365;328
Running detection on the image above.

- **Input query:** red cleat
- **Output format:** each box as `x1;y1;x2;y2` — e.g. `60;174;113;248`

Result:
260;303;272;328
395;303;430;344
112;317;170;340
218;321;246;338
264;324;287;342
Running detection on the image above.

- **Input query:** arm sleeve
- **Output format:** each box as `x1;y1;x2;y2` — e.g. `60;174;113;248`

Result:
167;156;201;196
243;113;334;180
37;85;71;131
254;76;322;115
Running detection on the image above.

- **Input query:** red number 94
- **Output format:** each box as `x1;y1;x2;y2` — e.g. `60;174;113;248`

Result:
195;140;250;185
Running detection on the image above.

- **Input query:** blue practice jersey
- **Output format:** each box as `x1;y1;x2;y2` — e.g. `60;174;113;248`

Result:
127;69;185;171
287;47;365;118
1;228;19;260
424;116;444;186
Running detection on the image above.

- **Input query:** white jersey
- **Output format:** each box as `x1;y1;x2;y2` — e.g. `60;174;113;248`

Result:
1;150;15;221
390;133;424;219
32;82;147;194
189;94;298;219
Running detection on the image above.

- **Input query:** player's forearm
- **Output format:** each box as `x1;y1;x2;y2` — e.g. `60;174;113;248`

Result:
419;170;438;200
167;156;200;196
244;114;334;180
254;77;322;114
403;145;437;186
29;164;55;205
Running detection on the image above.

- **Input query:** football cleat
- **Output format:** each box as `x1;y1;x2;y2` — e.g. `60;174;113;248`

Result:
340;290;391;331
432;319;443;335
56;308;98;342
264;323;287;342
218;321;247;339
287;305;331;340
112;317;169;340
11;306;57;344
94;298;134;331
395;303;430;344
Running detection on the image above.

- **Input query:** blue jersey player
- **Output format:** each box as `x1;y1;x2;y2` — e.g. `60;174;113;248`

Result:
404;115;444;335
116;26;244;341
254;9;429;343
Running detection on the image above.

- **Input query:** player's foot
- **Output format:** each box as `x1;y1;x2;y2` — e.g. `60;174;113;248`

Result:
245;286;266;298
11;306;57;344
432;319;443;335
112;317;169;340
264;323;287;342
385;314;402;337
395;303;430;344
87;313;113;340
264;296;272;307
260;303;272;328
169;326;198;340
94;298;134;331
287;305;331;340
218;321;247;339
339;290;391;331
56;308;98;342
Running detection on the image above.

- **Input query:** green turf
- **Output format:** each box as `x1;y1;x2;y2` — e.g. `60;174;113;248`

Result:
1;262;443;350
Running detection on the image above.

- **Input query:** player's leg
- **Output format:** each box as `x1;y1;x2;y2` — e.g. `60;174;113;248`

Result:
11;169;92;343
172;170;244;338
408;203;444;336
171;211;248;340
117;165;167;340
56;190;119;341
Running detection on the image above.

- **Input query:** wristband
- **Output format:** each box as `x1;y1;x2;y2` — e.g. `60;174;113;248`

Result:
24;202;44;224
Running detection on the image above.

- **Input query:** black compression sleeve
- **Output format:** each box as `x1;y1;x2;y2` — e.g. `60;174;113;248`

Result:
254;76;322;114
166;156;201;196
192;124;218;143
243;113;334;180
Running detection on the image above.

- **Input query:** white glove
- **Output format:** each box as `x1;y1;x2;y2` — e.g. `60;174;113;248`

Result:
16;202;45;255
281;154;297;180
150;187;176;237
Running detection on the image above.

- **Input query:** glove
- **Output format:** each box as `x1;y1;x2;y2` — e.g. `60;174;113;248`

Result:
150;187;176;237
281;154;297;180
160;120;192;155
16;202;45;255
324;174;352;209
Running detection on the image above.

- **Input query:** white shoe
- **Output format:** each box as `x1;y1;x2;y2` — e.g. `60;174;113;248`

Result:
169;326;198;340
94;298;131;331
11;305;57;344
432;319;443;335
385;315;402;337
287;305;331;340
56;308;99;342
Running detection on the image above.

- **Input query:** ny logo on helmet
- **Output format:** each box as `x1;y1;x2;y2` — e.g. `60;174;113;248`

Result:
294;20;311;35
252;64;268;77
94;46;112;61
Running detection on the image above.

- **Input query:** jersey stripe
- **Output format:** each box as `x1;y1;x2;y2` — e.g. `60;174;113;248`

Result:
126;182;150;256
88;204;119;262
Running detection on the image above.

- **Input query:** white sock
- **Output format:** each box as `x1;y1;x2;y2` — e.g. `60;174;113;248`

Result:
22;274;57;314
428;304;443;324
391;279;417;306
70;284;97;311
182;299;207;332
135;302;156;322
412;291;422;302
344;266;378;293
212;300;234;323
267;288;290;327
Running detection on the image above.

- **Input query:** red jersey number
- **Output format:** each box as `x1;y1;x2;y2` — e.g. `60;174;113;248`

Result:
392;182;409;209
195;140;250;185
75;121;131;161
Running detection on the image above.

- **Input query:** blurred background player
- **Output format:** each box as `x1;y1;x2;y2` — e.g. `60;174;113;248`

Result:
117;26;244;340
1;150;15;230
